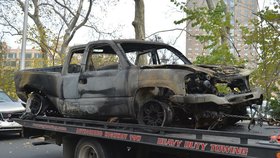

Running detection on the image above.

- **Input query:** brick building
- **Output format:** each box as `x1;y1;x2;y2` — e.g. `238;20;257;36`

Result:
1;46;43;69
185;0;258;62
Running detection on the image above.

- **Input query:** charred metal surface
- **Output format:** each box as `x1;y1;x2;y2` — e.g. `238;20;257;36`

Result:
14;40;263;129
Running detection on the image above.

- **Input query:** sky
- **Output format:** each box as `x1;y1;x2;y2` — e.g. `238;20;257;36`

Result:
5;0;187;53
4;0;276;54
65;0;187;52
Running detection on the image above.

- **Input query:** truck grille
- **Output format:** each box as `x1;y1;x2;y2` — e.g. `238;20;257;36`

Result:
0;113;9;120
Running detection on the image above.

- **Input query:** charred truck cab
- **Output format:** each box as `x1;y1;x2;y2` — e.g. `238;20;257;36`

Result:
15;40;263;129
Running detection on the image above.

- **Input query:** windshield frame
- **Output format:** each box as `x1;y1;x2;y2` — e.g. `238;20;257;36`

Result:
117;42;192;66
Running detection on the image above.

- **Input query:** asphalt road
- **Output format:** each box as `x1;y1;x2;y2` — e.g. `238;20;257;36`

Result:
0;133;62;158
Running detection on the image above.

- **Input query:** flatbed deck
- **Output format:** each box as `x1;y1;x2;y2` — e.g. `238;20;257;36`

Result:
13;116;280;158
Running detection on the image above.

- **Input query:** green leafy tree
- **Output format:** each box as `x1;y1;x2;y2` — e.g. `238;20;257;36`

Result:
269;98;280;119
172;0;243;65
0;42;17;99
241;5;280;100
194;44;243;65
241;4;279;117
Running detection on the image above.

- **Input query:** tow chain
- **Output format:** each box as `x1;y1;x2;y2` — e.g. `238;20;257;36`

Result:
222;113;253;120
222;113;267;130
208;106;268;130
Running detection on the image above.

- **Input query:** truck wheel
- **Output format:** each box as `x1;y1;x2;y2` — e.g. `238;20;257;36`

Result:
27;93;45;115
74;138;111;158
138;100;173;127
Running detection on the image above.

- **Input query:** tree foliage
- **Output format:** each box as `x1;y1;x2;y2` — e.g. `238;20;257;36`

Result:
172;0;243;65
241;5;280;99
0;42;17;99
194;44;243;65
269;98;280;119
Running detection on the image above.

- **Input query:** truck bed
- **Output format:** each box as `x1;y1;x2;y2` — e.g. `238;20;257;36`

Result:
13;116;280;158
14;66;63;102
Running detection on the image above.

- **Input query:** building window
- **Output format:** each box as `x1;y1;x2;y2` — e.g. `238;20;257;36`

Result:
7;53;16;59
34;53;42;58
25;53;32;59
1;54;7;58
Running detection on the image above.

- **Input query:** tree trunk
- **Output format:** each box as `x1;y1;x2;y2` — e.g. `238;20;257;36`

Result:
206;0;215;10
206;0;230;46
132;0;146;65
132;0;145;40
33;17;49;66
220;0;230;46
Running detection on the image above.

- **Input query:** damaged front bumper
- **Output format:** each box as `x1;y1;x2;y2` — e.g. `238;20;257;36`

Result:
169;88;263;105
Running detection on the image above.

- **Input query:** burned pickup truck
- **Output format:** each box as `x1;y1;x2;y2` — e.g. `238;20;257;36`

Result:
15;40;263;128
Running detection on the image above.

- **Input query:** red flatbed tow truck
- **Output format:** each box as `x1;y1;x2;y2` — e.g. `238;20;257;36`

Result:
13;116;280;158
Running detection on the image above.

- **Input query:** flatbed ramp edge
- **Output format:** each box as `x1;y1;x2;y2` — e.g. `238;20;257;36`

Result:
14;116;280;158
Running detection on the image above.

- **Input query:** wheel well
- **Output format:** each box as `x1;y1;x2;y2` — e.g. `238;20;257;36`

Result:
24;90;60;116
20;85;42;101
134;87;175;115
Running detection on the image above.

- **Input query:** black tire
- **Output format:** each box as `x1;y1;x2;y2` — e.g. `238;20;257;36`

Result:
137;99;173;127
27;93;47;116
74;138;111;158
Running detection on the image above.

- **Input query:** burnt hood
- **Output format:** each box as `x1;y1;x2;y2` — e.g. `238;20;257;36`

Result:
196;64;253;78
140;64;253;78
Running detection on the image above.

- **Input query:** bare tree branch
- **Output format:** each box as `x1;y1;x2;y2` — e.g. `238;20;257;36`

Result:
146;28;193;39
1;0;118;66
54;0;76;17
39;3;69;26
172;26;187;45
68;0;93;43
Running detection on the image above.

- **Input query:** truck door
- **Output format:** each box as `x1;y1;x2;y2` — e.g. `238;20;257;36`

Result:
76;43;130;118
62;47;85;99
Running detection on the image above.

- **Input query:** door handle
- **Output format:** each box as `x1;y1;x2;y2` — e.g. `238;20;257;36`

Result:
79;78;87;84
79;76;87;84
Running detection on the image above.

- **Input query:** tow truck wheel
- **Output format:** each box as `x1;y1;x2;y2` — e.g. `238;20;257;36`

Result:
138;99;173;127
74;138;111;158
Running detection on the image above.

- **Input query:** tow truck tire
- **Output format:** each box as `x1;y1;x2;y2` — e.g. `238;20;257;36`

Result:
74;138;111;158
